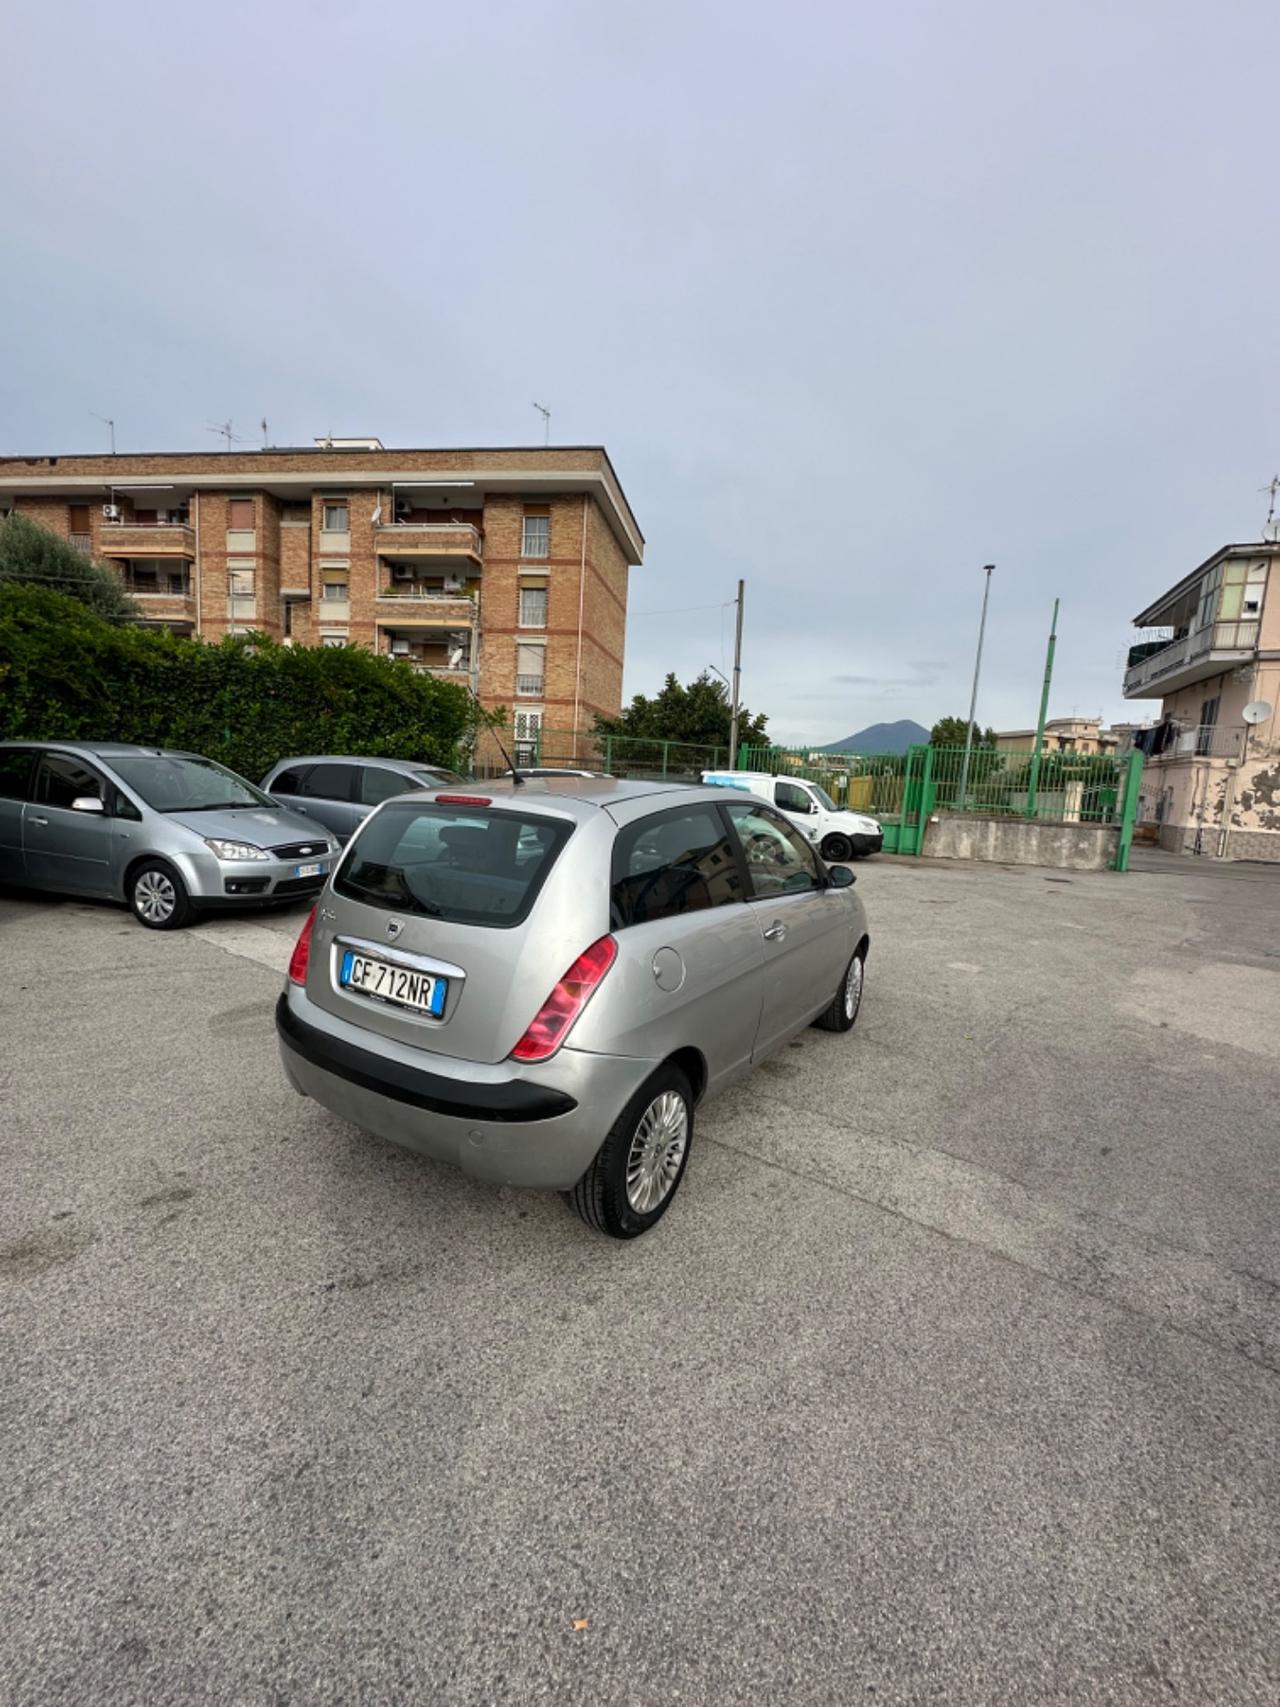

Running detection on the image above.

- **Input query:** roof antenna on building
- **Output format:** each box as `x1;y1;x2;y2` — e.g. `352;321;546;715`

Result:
532;401;550;446
1261;475;1280;539
261;417;269;448
207;420;247;452
92;414;116;454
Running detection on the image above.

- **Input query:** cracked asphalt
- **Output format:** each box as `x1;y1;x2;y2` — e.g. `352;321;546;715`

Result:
2;849;1279;1705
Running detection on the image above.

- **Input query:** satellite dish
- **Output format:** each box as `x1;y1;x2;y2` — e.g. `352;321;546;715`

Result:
1242;700;1274;725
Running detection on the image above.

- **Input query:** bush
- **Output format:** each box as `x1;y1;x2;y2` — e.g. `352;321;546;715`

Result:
0;583;471;780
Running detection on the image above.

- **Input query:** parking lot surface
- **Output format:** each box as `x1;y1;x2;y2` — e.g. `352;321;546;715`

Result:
2;854;1279;1705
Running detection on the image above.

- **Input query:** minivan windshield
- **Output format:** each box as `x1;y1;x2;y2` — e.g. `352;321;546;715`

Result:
336;801;573;928
110;754;273;812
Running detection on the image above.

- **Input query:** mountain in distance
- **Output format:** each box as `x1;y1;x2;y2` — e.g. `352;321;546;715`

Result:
817;719;929;755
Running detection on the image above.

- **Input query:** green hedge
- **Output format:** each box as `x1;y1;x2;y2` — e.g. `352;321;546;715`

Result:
0;583;471;780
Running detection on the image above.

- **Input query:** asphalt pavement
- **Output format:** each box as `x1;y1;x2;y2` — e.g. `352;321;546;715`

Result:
2;853;1278;1706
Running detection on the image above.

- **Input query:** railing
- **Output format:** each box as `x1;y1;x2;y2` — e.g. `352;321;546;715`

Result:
106;515;189;527
1123;620;1259;694
377;587;475;604
124;577;192;597
376;522;483;557
515;674;545;697
69;533;92;554
1171;725;1244;759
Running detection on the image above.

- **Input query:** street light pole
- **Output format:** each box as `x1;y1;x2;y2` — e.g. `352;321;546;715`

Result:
1026;597;1060;818
729;579;744;767
958;565;995;805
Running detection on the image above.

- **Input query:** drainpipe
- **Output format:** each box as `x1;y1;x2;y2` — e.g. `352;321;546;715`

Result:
193;490;203;637
572;494;588;759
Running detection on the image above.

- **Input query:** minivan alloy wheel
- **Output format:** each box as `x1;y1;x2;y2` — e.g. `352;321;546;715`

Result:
135;869;177;923
625;1090;689;1213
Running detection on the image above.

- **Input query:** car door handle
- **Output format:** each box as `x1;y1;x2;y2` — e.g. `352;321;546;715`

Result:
763;920;787;941
30;815;49;826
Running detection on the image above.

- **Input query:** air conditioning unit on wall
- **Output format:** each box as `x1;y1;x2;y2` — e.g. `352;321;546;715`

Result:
102;503;121;521
392;563;414;580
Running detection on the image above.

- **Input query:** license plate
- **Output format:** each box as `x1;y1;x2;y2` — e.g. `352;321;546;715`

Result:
295;862;325;878
339;950;446;1017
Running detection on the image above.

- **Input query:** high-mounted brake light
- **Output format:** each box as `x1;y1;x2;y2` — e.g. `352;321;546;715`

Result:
288;906;317;985
435;794;492;806
511;935;618;1062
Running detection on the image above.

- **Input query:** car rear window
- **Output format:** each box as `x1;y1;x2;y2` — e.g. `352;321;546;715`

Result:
335;802;573;928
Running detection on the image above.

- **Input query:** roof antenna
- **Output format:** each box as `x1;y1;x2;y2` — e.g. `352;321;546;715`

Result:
532;401;550;446
467;688;524;785
1261;475;1280;538
261;417;269;448
207;420;247;451
92;413;116;454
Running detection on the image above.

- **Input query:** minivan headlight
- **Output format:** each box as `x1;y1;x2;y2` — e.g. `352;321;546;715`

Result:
206;838;269;861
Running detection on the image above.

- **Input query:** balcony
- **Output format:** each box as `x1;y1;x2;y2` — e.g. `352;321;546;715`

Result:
375;522;483;567
1146;724;1245;763
69;533;92;554
1122;619;1259;698
515;673;546;698
101;520;196;558
374;589;476;627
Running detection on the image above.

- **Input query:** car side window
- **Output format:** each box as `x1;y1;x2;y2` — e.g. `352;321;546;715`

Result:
360;766;415;807
0;749;36;801
610;805;746;929
724;802;822;898
298;763;358;802
774;780;813;814
35;754;105;811
270;766;309;796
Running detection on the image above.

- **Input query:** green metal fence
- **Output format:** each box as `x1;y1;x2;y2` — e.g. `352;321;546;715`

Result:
736;742;1145;870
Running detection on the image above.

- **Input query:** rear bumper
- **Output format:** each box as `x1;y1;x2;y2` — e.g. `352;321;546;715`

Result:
275;989;657;1190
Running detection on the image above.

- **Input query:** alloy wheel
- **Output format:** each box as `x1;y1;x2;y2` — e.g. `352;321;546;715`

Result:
844;955;864;1021
624;1090;689;1214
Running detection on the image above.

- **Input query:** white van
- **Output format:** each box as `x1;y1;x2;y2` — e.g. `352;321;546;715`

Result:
700;770;883;860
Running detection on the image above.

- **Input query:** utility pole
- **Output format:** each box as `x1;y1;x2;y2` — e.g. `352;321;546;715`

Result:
958;564;994;805
1026;597;1060;817
729;579;745;766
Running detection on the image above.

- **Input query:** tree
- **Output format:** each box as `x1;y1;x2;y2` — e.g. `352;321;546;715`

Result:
0;513;137;622
930;714;996;747
594;672;770;753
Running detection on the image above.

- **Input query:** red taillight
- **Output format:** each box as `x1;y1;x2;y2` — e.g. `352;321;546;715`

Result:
288;906;317;985
435;794;492;806
511;934;618;1062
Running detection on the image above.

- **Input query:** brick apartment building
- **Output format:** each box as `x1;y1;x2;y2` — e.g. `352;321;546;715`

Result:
0;438;644;756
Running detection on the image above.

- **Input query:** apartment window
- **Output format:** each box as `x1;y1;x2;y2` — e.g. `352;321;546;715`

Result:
323;503;349;532
69;504;91;534
1195;695;1220;755
229;565;256;622
518;586;548;628
320;635;347;648
321;572;349;605
515;642;545;697
228;499;255;530
521;513;550;559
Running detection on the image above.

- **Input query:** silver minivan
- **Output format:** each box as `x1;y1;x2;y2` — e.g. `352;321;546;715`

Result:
260;755;464;844
0;742;340;928
277;778;869;1237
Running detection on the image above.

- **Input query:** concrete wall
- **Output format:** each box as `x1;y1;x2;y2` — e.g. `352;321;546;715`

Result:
923;812;1119;871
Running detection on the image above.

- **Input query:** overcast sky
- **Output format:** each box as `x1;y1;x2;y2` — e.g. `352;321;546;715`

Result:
4;0;1278;744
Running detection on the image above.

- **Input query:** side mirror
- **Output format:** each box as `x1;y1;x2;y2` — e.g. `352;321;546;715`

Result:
827;863;856;887
72;795;105;814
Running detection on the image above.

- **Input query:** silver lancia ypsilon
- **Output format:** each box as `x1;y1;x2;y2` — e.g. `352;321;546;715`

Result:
276;778;870;1238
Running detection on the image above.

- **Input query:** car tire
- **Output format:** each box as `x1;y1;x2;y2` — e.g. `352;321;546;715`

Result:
569;1064;694;1240
821;832;853;862
128;860;196;930
813;946;866;1033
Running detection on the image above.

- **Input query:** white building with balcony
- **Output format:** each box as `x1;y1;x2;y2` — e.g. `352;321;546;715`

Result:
1123;541;1280;860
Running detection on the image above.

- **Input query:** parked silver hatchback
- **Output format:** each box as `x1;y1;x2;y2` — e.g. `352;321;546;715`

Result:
277;778;869;1237
0;742;340;928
